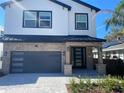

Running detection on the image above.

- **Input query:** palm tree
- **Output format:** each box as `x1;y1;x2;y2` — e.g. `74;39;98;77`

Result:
106;0;124;30
105;28;124;41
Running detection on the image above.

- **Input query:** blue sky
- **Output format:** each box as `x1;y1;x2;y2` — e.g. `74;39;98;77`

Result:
0;0;120;38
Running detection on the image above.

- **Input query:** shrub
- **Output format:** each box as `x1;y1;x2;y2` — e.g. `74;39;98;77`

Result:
69;76;124;93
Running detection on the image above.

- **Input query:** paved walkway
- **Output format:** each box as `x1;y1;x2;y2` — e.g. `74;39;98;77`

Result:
0;73;100;93
0;74;71;93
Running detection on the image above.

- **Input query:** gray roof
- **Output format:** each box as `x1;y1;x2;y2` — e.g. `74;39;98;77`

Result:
103;37;124;48
103;37;124;51
0;35;106;43
103;43;124;51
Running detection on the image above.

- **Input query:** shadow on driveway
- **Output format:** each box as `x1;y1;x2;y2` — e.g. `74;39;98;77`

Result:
0;73;66;86
0;73;103;86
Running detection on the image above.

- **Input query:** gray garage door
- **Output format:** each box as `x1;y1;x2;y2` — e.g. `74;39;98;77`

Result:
10;51;61;73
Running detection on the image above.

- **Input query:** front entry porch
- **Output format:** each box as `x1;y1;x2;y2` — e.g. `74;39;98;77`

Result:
64;42;106;76
71;47;86;69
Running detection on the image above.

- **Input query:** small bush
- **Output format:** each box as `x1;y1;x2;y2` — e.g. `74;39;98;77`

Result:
69;76;124;93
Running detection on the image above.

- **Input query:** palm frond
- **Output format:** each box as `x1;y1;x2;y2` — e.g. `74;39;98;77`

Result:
115;0;124;12
105;0;124;30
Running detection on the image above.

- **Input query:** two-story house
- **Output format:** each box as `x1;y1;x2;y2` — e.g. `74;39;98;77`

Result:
0;0;106;75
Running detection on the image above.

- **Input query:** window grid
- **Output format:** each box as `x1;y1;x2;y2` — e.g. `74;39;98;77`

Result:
75;13;88;30
23;11;52;28
24;20;37;28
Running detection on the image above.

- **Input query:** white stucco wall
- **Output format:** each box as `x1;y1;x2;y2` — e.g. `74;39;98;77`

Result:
5;0;69;35
4;0;97;37
61;0;96;37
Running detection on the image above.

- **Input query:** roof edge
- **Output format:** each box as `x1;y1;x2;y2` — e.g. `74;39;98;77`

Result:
0;0;100;12
0;0;71;10
50;0;71;11
0;1;13;9
0;35;106;43
72;0;101;12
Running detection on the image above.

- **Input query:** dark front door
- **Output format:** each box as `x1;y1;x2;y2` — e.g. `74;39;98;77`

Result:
71;47;86;68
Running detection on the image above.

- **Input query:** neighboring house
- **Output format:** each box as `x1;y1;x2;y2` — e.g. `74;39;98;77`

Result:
0;0;106;75
103;37;124;60
0;26;3;69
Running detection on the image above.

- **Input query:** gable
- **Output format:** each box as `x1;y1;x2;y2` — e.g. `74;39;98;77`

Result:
50;0;71;11
72;0;100;12
0;0;100;12
0;0;71;10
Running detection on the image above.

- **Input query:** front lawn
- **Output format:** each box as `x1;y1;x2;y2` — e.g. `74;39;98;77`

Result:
67;76;124;93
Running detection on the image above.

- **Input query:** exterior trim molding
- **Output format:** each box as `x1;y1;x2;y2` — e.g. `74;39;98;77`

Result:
72;0;101;12
0;0;100;12
0;0;71;11
50;0;71;11
0;35;106;42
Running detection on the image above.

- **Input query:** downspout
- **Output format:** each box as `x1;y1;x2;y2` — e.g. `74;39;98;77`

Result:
68;10;70;36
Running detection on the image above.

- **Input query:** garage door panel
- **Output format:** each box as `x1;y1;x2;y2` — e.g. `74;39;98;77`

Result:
11;51;61;73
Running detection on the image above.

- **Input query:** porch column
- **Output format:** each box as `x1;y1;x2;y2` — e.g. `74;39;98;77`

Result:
86;47;93;70
96;44;106;75
123;50;124;62
98;46;103;64
64;44;72;75
65;46;71;64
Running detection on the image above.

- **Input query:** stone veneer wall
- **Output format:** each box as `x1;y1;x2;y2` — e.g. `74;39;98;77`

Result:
65;42;101;67
2;42;101;75
2;43;65;74
86;47;93;70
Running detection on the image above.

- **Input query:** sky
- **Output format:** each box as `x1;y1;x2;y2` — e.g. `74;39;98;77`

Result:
0;0;121;38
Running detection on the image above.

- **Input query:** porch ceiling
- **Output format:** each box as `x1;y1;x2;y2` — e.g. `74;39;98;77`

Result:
65;42;102;47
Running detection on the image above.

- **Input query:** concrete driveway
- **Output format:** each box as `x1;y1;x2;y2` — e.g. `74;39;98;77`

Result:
0;74;71;93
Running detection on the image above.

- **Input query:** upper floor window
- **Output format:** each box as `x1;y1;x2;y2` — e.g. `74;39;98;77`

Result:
39;12;52;28
24;11;37;28
23;11;52;28
75;13;88;30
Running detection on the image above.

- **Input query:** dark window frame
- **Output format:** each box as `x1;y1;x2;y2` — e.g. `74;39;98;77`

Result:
75;13;88;30
23;11;37;28
23;10;52;28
